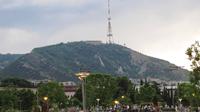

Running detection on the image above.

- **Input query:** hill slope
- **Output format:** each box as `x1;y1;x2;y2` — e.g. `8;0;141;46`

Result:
0;54;23;70
1;41;189;81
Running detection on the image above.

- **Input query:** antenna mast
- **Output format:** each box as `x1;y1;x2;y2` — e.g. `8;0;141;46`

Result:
107;0;114;44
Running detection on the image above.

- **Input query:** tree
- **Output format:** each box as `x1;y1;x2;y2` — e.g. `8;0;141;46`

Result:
186;41;200;85
85;73;117;107
37;82;68;109
139;83;156;103
114;77;133;98
74;73;118;107
178;83;200;106
0;87;37;111
1;78;34;88
113;76;134;105
129;86;140;104
17;89;36;111
151;81;163;102
0;88;18;111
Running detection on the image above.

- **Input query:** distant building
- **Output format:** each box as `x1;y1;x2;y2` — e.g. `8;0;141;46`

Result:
84;40;102;45
130;77;189;92
60;81;78;98
64;85;78;98
28;79;51;87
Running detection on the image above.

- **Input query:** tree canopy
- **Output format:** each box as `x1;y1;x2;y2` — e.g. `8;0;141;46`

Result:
0;78;34;88
37;81;68;108
186;41;200;85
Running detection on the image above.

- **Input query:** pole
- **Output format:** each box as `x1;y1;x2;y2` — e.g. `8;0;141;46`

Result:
97;100;99;112
37;92;39;106
82;79;86;112
19;100;22;112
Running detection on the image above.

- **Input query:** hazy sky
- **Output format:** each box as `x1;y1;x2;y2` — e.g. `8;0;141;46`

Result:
0;0;200;69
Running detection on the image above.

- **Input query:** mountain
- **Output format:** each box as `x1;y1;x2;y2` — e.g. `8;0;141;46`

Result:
1;41;189;81
0;54;23;70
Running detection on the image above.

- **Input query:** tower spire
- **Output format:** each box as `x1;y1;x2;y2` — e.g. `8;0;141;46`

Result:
107;0;114;44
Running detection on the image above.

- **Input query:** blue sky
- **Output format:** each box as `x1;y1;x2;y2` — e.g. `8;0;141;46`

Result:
0;0;200;69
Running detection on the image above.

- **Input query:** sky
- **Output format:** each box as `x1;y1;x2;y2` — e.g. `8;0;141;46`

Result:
0;0;200;70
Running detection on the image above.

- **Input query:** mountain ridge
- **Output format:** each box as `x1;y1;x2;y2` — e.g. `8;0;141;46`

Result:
0;41;189;81
0;54;23;70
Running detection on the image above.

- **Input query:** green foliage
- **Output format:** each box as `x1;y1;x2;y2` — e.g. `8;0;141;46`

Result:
74;73;168;107
0;88;18;111
75;74;138;106
129;86;140;104
85;73;117;107
186;41;200;85
38;82;68;108
1;78;34;88
114;77;133;98
139;83;157;103
0;87;36;111
17;89;36;111
178;83;200;106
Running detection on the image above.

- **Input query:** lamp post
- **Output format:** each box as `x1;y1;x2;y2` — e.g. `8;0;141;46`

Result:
192;93;196;106
178;98;182;110
114;100;119;110
19;100;22;112
76;71;90;112
178;98;182;103
43;96;48;112
96;98;100;112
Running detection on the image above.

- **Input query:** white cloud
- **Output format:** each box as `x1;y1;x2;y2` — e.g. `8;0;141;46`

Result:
47;21;106;44
0;0;93;9
0;0;200;69
31;0;90;6
0;28;43;53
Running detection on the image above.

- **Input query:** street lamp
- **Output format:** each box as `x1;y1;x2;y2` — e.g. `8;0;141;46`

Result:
178;98;182;109
96;98;100;112
43;96;48;112
43;96;48;101
178;98;182;102
76;71;90;112
114;100;119;110
114;100;119;105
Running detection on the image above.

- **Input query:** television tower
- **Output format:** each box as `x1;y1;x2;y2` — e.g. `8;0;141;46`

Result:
107;0;114;44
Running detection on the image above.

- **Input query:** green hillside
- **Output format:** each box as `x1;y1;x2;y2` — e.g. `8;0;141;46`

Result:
1;41;189;81
0;54;23;70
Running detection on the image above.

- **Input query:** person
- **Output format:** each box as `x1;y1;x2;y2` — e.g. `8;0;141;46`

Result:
153;103;160;112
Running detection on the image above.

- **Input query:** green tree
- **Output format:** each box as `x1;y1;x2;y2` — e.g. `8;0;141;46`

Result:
186;41;200;107
186;41;200;85
129;86;140;104
114;77;133;98
38;82;68;108
74;73;118;107
113;77;134;105
16;89;36;111
151;81;163;102
1;78;34;88
0;88;18;111
178;83;200;106
139;83;156;103
85;73;117;107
